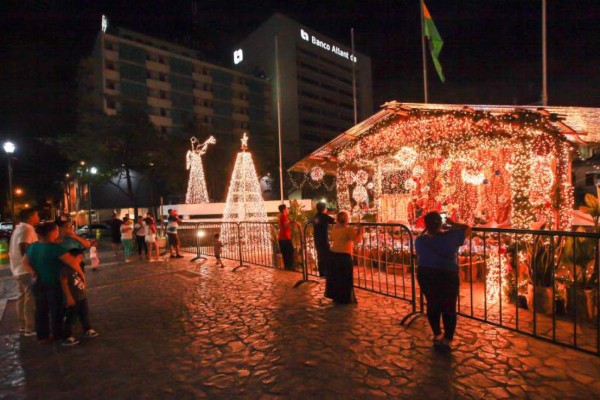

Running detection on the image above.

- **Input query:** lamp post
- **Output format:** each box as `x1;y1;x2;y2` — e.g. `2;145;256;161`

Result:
88;166;97;225
3;141;15;224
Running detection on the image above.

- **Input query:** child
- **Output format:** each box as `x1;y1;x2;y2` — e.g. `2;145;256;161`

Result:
90;240;100;271
213;233;223;267
61;249;99;346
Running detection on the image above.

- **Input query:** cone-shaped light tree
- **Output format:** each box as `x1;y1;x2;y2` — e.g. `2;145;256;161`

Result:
221;133;271;261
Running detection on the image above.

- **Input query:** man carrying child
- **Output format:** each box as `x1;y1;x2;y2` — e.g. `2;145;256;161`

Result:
60;249;99;346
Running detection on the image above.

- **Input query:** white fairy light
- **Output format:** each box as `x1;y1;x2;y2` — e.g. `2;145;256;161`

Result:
185;136;216;204
310;166;324;181
393;146;418;168
221;133;270;253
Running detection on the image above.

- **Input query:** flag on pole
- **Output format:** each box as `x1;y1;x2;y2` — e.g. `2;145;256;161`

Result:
422;2;445;82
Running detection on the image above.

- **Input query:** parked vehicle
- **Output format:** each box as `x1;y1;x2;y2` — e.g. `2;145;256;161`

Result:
0;222;14;231
76;223;110;239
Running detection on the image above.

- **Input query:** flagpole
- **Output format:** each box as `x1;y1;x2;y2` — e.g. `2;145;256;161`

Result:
351;28;358;125
420;0;428;103
542;0;548;106
275;34;284;202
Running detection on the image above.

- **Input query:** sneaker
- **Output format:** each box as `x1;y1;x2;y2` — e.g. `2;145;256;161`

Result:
62;336;80;346
23;330;36;337
175;255;184;258
84;329;99;338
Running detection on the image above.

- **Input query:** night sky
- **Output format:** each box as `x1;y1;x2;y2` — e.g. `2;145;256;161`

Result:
0;0;598;207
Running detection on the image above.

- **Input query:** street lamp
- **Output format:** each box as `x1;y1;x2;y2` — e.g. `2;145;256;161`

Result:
88;166;97;225
3;141;15;224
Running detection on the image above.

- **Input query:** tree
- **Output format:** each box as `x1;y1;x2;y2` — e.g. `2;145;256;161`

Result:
55;57;176;216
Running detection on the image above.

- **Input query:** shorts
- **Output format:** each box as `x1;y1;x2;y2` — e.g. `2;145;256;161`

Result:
145;234;156;243
167;233;179;246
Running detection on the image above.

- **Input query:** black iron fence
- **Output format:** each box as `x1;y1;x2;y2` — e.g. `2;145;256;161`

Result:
176;220;599;356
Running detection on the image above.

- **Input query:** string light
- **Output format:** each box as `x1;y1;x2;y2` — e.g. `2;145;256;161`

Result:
310;166;324;181
185;136;216;204
221;133;270;251
332;108;573;229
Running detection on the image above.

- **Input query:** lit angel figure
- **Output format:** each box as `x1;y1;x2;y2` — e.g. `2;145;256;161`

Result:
185;135;216;204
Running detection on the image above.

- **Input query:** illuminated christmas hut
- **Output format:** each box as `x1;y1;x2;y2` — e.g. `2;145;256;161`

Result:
291;102;597;230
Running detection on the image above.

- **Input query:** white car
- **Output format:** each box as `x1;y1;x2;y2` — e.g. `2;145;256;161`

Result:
0;222;14;231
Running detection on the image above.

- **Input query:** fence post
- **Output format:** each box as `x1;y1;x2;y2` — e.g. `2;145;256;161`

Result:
294;222;318;288
232;222;250;272
400;226;424;326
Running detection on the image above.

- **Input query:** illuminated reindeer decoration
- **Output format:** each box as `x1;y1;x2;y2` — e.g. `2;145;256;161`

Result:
185;135;216;204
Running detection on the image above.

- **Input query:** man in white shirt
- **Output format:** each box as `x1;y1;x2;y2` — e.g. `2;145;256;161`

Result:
9;209;39;336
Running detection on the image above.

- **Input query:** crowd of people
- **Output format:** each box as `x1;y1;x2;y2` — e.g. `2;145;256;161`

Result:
105;210;180;262
9;209;98;346
7;208;177;346
8;203;469;353
304;203;471;352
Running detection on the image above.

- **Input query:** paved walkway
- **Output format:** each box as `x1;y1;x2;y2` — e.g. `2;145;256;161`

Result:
0;255;599;399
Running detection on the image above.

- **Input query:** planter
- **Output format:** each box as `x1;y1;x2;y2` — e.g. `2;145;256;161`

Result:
567;287;598;320
527;284;553;314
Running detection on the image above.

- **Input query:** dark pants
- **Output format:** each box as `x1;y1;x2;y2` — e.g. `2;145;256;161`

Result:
64;299;91;338
417;266;459;340
136;235;148;255
325;252;357;304
278;239;294;270
315;242;330;277
33;282;63;340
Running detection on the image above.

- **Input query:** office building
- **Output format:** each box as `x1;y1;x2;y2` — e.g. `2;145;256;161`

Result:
92;17;275;176
232;13;373;166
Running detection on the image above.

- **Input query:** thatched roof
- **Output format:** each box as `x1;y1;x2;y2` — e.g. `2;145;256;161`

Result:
290;102;600;174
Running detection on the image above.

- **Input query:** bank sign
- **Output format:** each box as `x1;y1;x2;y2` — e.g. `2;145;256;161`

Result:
300;29;357;63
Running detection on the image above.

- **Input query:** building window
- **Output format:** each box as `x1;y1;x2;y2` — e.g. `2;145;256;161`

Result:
160;126;168;135
105;61;116;71
240;121;249;129
239;93;248;100
203;83;212;92
106;99;116;110
160;108;169;117
204;116;212;124
106;80;117;90
159;73;167;82
104;41;115;51
158;56;166;64
203;100;212;108
159;90;168;100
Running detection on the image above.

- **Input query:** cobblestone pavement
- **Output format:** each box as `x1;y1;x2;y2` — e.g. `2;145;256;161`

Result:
1;255;599;400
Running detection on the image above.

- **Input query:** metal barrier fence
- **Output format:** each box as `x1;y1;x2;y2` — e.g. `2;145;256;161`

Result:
301;222;418;316
456;227;600;356
176;220;600;356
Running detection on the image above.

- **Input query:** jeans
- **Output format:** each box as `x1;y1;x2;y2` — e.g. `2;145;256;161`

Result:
278;240;294;270
417;266;459;340
15;274;35;331
64;299;91;338
136;236;148;255
33;282;63;340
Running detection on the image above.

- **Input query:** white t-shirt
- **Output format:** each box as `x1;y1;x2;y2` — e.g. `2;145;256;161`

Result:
120;223;133;240
9;222;37;276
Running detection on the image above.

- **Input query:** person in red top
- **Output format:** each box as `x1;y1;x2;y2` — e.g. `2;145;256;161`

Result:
277;204;294;270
